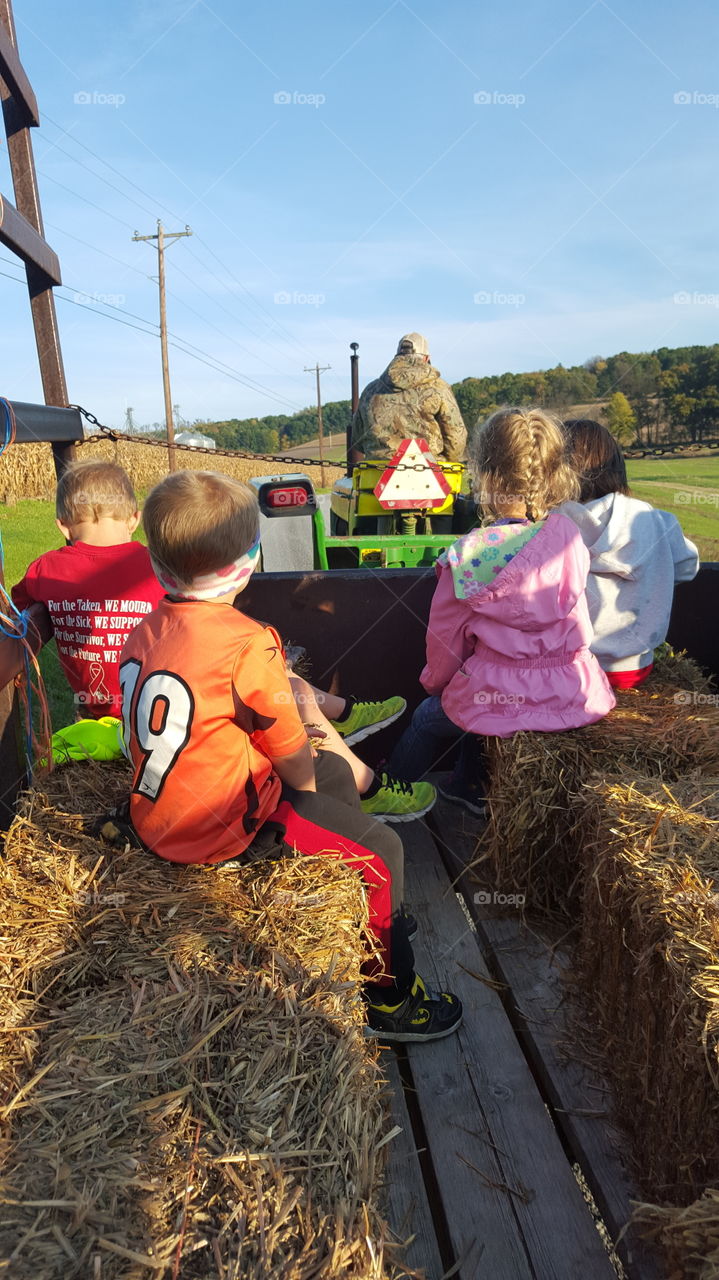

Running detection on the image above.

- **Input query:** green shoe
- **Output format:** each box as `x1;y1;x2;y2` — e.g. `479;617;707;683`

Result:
329;696;407;746
48;717;125;767
360;771;437;823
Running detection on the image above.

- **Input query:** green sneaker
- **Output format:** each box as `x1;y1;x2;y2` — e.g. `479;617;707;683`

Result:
365;974;463;1042
329;695;407;746
360;771;437;823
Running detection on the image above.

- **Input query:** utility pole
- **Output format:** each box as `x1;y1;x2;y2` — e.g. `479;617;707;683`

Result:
124;406;135;434
304;362;331;487
132;220;192;470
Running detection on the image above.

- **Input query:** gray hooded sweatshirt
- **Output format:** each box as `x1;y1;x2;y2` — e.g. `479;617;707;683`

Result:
556;493;699;672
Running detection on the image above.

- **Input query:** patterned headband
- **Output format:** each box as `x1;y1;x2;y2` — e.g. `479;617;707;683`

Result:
152;534;261;601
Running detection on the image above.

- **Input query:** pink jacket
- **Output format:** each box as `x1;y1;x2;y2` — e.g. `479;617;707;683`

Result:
421;514;616;736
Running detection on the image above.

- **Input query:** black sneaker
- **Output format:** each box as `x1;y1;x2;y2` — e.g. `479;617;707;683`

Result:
365;974;463;1042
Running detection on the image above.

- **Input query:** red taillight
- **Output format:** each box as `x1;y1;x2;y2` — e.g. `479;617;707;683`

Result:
266;487;309;509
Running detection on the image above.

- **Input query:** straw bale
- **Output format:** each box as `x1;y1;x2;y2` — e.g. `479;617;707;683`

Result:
575;775;719;1205
0;764;402;1279
475;653;718;919
633;1187;719;1279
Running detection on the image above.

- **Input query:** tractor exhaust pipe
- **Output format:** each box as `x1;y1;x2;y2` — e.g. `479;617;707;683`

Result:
348;341;359;474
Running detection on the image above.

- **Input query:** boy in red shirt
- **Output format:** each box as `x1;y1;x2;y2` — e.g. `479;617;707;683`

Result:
121;468;462;1041
12;460;164;718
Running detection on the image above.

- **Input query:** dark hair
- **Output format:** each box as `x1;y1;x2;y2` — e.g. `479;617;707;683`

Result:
563;418;629;502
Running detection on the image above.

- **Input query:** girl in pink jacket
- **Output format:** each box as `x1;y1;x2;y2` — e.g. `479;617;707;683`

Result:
389;407;615;813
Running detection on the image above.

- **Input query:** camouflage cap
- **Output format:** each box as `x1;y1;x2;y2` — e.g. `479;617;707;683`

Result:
396;332;430;357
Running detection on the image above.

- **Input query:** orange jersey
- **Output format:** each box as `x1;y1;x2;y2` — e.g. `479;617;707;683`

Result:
120;599;307;863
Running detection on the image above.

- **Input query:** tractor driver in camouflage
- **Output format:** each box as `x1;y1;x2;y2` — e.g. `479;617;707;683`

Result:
350;333;467;534
350;333;467;465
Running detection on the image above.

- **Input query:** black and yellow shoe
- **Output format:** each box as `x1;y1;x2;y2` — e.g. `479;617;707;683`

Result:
365;974;462;1042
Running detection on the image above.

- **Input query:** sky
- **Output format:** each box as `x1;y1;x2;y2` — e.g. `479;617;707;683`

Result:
1;0;718;427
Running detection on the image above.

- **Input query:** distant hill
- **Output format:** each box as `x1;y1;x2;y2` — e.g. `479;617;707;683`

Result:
162;343;719;453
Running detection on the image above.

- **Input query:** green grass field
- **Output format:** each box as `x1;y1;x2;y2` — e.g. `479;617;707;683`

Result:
626;455;719;561
2;456;717;727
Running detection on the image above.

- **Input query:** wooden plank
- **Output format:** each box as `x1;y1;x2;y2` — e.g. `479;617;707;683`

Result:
0;190;61;281
0;19;38;124
382;1050;446;1280
403;820;617;1280
428;801;664;1279
477;915;665;1280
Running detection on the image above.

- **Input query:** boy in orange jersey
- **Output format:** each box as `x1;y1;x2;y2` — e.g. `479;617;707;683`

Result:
120;470;462;1041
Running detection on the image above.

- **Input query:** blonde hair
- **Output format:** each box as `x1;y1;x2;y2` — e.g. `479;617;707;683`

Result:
469;406;579;521
143;470;259;582
56;460;137;526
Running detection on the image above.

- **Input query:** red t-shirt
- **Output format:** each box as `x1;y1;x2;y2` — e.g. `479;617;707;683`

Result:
11;541;164;718
121;600;307;864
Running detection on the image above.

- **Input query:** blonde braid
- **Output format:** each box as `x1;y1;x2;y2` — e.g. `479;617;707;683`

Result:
469;406;580;519
523;410;548;520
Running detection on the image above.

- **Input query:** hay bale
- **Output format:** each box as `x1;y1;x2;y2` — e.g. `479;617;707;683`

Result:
476;653;719;919
575;775;719;1205
633;1187;719;1280
0;764;400;1279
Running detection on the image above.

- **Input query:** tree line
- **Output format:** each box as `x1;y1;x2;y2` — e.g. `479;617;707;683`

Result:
142;342;719;452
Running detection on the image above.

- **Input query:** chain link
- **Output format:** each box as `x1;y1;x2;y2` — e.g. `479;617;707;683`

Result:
72;404;717;470
70;405;467;473
71;405;340;468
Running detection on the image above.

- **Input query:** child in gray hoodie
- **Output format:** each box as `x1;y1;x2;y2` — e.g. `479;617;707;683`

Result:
558;419;699;689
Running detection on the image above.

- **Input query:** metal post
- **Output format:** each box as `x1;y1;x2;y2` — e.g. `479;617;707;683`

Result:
348;341;359;474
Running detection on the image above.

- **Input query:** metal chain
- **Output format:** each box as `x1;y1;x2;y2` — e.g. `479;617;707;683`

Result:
69;405;466;472
71;405;341;468
72;404;716;469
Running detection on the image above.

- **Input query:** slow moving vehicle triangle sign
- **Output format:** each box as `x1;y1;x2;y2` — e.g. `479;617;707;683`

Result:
373;437;452;510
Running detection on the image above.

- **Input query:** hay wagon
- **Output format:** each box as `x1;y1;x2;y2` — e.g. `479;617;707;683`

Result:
2;8;719;1269
2;454;719;1277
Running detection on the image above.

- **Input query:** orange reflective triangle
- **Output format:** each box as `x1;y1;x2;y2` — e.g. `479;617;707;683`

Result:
373;437;452;509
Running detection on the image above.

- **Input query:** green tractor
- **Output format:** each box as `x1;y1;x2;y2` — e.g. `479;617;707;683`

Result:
252;343;473;571
251;444;471;572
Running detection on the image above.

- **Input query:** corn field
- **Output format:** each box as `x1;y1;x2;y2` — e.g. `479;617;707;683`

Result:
0;438;344;502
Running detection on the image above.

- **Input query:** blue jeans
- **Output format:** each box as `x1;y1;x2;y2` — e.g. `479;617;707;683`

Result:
389;696;487;786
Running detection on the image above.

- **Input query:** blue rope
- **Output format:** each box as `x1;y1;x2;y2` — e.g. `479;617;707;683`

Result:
0;397;15;456
0;530;35;778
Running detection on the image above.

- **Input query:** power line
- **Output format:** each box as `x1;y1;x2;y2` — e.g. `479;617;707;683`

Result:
168;257;301;379
38;120;312;367
36;166;133;230
192;234;314;358
46;219;305;393
43;112;183;224
38;161;311;381
0;257;304;410
38;130;159;223
19;128;318;410
46;220;154;282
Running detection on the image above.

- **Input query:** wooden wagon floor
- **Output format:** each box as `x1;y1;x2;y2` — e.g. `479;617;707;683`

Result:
382;799;665;1280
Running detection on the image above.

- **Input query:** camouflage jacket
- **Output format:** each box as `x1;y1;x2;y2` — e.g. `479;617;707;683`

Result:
350;356;467;461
